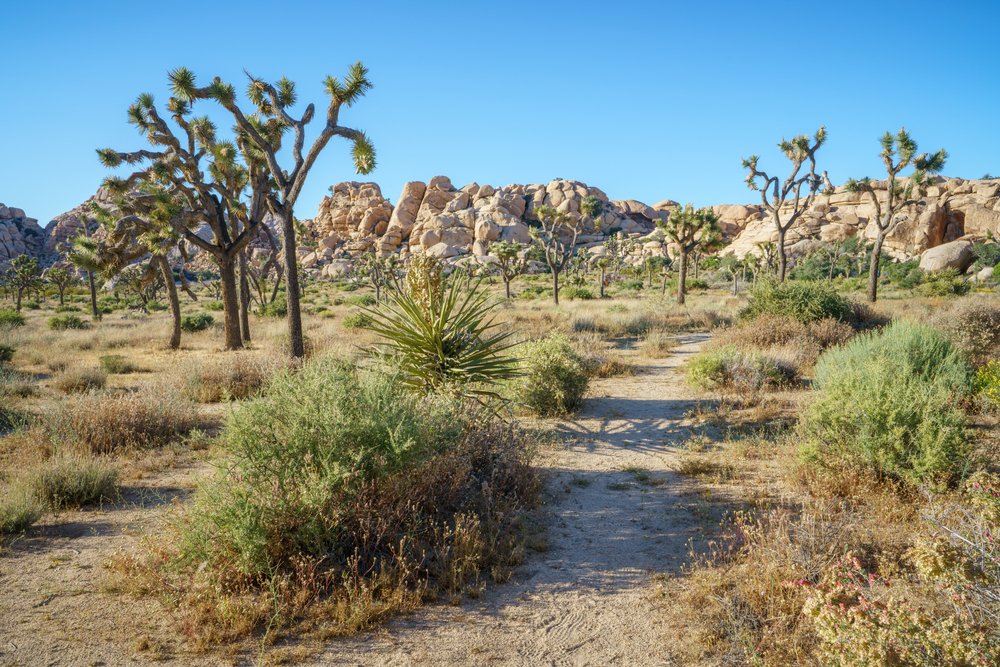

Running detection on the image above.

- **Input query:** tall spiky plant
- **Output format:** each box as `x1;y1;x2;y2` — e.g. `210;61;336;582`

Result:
846;128;947;303
743;127;830;281
169;63;377;358
531;205;583;305
657;204;721;305
361;260;519;399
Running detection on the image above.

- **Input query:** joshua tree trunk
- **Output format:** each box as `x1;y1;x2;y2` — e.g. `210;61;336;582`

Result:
504;278;511;299
238;250;252;343
552;271;560;305
218;258;243;350
14;288;22;312
156;255;182;350
599;267;606;298
280;211;305;358
867;230;887;303
677;250;688;305
776;228;788;281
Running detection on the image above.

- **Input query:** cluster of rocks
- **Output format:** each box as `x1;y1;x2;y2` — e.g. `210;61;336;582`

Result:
718;176;1000;272
0;204;46;269
301;176;678;276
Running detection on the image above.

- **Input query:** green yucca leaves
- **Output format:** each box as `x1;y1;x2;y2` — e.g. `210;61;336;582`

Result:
360;281;520;398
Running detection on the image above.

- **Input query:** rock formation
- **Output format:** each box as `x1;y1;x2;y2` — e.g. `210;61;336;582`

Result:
304;177;668;276
0;204;46;270
719;176;1000;262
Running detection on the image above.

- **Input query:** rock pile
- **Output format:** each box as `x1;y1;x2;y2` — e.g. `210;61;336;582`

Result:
304;176;669;275
0;204;46;270
718;176;1000;264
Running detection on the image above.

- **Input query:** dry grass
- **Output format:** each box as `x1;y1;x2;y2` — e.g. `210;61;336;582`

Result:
181;352;285;403
54;366;107;394
49;387;196;454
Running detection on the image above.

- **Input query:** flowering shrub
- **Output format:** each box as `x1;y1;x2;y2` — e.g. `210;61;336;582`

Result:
973;360;1000;411
803;551;998;666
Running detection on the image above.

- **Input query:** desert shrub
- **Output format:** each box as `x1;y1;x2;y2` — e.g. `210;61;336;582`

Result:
639;330;679;358
589;354;637;378
688;345;797;392
26;456;119;509
53;305;81;313
883;258;924;289
741;279;854;323
48;314;88;330
23;300;40;310
0;344;13;364
344;293;376;307
918;269;971;297
55;367;107;394
49;388;195;454
259;295;287;317
517;284;552;300
203;299;225;311
933;301;1000;366
512;333;589;416
0;367;35;400
183;354;280;403
0;482;44;534
0;309;25;328
180;312;214;332
561;286;595;300
99;354;139;374
973;361;1000;411
342;311;373;328
801;321;971;488
150;360;538;642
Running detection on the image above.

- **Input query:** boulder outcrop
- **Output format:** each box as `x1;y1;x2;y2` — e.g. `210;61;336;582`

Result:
0;204;46;269
721;176;1000;263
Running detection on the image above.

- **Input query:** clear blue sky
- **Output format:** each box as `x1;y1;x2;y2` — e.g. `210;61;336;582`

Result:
3;1;999;226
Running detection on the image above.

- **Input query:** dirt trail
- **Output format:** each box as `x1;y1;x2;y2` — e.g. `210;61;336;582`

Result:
316;333;711;666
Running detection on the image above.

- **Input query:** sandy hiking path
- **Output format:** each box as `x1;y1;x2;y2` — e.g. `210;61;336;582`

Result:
314;333;712;666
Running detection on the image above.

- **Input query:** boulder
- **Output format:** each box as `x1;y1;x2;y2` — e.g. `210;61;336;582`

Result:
919;239;975;273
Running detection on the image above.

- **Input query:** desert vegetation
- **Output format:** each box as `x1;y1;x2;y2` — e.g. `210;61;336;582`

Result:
1;36;999;667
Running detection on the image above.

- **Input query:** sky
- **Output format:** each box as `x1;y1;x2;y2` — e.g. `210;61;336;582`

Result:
3;0;1000;226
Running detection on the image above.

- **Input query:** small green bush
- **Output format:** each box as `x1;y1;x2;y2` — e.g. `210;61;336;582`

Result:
23;301;40;310
562;286;595;300
0;482;44;534
918;270;970;297
48;314;89;330
99;354;139;374
801;321;971;488
0;309;26;328
54;305;81;313
181;360;471;579
27;456;119;509
513;333;589;416
342;311;373;328
0;345;13;364
181;313;214;332
345;293;377;307
688;346;796;392
883;259;924;289
741;279;854;323
203;300;225;311
260;295;288;317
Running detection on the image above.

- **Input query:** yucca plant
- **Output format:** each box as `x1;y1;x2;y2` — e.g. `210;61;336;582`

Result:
361;276;520;399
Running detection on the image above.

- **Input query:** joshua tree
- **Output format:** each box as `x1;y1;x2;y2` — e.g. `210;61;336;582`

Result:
491;240;528;298
169;64;376;358
846;128;947;303
354;250;400;303
743;127;829;281
5;255;41;311
531;205;582;305
43;264;77;306
657;204;721;305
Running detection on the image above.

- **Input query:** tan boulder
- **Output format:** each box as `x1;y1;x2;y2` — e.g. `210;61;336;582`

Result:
919;239;975;273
